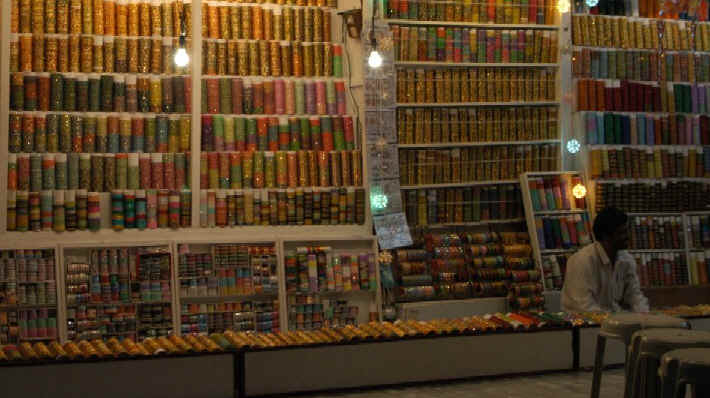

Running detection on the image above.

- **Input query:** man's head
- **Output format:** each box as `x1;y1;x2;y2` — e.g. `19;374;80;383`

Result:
593;207;629;252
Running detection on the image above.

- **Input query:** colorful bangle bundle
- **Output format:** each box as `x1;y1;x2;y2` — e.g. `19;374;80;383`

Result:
177;243;278;298
386;0;559;25
63;247;173;341
10;35;192;75
403;185;525;227
576;79;710;114
199;187;366;227
573;49;710;84
180;300;280;335
629;215;685;250
397;67;557;104
202;78;347;116
200;150;361;190
284;248;376;294
10;73;191;114
9;114;191;154
0;249;57;307
584;112;710;146
687;215;710;248
201;115;355;152
398;144;559;185
201;2;335;41
535;214;593;251
688;251;710;286
396;106;558;144
572;15;710;51
595;181;710;213
202;40;342;78
11;0;193;37
393;26;558;64
589;147;710;180
634;252;689;287
8;152;191;192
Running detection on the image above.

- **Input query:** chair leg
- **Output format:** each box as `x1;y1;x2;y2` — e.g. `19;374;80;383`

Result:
591;334;607;398
626;335;642;398
673;381;685;398
692;383;710;398
660;359;679;398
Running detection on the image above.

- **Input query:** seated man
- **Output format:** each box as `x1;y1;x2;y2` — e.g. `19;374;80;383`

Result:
562;207;649;313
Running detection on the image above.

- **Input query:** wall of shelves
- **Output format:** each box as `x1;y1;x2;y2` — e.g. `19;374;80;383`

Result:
0;0;373;241
1;235;380;343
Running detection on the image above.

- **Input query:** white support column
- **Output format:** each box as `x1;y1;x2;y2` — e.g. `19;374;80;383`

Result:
190;0;203;228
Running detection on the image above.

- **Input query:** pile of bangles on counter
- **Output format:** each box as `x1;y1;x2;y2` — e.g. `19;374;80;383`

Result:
2;304;709;363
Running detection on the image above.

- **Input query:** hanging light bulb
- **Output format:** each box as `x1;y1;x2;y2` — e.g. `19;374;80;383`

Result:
572;183;587;199
566;139;581;154
174;45;189;67
368;49;383;68
367;25;383;69
585;0;599;7
174;8;189;67
557;0;570;13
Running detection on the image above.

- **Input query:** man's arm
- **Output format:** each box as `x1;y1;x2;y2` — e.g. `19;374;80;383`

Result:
562;257;603;312
621;256;649;312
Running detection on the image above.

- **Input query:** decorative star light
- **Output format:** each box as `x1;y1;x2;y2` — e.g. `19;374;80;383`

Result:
567;139;581;154
573;183;587;199
371;193;389;210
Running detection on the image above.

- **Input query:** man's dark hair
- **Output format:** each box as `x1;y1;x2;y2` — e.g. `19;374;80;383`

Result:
593;207;628;241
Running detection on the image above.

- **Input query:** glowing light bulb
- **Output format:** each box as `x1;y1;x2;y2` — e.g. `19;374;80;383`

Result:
572;183;587;199
174;47;189;67
368;50;383;69
566;139;581;154
585;0;599;7
557;0;570;13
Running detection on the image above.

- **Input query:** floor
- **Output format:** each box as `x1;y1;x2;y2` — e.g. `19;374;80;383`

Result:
306;369;625;398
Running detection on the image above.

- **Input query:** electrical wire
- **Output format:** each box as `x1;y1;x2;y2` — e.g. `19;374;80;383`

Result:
341;19;362;148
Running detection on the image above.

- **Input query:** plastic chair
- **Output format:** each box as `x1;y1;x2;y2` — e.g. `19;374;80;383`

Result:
628;329;710;398
590;313;689;398
659;348;710;398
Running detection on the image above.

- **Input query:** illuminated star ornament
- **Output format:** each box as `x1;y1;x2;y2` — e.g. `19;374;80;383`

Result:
371;193;389;210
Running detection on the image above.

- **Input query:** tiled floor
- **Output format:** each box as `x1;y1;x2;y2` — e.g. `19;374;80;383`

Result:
306;369;625;398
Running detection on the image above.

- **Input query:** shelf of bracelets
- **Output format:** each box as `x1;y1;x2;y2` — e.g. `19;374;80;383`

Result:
3;305;710;362
7;0;195;232
571;8;710;214
198;0;366;228
392;231;543;309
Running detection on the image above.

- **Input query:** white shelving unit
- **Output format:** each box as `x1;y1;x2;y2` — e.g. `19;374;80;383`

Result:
281;237;381;330
0;0;373;242
3;235;384;344
520;171;594;291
